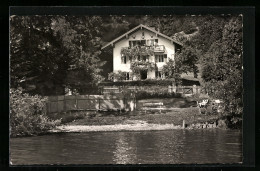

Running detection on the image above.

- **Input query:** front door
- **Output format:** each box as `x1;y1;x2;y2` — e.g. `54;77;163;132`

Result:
140;71;147;80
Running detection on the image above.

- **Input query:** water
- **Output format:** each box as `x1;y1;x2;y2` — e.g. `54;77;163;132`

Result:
10;129;242;165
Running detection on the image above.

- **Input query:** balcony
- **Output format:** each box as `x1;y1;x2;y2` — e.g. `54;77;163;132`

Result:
153;45;165;53
121;45;165;55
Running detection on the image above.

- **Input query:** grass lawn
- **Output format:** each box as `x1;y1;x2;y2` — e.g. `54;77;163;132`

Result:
62;107;220;127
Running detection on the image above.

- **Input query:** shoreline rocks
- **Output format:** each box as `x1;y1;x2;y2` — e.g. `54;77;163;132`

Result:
50;119;225;133
186;121;218;129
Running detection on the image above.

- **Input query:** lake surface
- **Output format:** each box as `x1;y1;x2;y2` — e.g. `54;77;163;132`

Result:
10;129;242;165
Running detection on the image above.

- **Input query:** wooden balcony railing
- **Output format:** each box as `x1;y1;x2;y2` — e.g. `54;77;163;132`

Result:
122;45;165;53
153;45;165;53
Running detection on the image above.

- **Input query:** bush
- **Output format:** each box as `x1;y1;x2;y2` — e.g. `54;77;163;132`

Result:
99;79;174;87
10;88;61;137
135;91;182;100
99;78;200;87
60;111;86;124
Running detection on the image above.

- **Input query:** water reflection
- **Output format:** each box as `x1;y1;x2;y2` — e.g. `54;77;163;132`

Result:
113;132;137;164
10;129;242;165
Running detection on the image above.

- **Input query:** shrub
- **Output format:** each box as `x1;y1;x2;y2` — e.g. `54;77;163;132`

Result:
99;79;174;87
60;111;86;124
108;71;127;81
10;88;61;137
135;91;182;100
99;78;200;87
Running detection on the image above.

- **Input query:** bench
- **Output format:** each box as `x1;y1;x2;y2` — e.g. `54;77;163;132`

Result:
142;102;164;113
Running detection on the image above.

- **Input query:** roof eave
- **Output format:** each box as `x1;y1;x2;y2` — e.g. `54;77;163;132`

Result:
101;24;183;50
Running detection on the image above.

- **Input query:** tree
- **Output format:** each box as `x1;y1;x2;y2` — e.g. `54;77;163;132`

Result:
10;16;74;95
161;59;181;85
10;15;105;95
200;16;243;115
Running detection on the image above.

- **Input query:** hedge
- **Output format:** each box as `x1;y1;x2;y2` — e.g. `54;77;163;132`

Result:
99;78;200;87
99;79;174;86
135;91;182;100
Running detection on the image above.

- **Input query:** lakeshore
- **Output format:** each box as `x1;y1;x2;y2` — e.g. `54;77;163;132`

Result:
49;107;232;133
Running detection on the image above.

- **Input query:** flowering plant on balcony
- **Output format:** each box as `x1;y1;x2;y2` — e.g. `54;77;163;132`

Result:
130;61;157;74
121;46;154;60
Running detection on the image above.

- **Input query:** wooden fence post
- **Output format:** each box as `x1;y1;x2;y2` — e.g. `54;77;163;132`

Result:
76;96;78;110
98;98;100;110
168;85;172;93
193;85;196;95
64;97;66;112
56;98;58;113
182;120;186;129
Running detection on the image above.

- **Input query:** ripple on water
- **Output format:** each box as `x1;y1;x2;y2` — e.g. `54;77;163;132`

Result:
10;129;242;165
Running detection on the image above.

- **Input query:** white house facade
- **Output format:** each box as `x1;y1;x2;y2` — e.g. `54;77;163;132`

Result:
102;24;183;81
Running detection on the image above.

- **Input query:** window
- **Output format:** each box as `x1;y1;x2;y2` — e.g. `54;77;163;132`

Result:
129;39;158;47
129;40;147;48
121;56;127;64
123;72;130;80
155;54;167;62
140;40;146;46
159;55;164;62
146;39;158;46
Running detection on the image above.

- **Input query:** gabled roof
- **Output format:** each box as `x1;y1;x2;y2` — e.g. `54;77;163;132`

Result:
101;24;183;50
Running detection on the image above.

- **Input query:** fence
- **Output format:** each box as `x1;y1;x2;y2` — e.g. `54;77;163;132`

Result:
46;94;136;114
101;85;201;96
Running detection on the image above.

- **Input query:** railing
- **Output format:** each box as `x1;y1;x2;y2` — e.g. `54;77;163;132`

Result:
153;45;165;53
121;45;165;53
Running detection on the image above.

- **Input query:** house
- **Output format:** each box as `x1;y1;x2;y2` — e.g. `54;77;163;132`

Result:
101;24;183;81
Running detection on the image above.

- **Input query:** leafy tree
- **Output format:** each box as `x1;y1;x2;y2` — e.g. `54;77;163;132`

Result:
10;88;60;137
200;16;243;115
10;16;73;95
177;42;200;78
10;15;105;95
161;59;181;85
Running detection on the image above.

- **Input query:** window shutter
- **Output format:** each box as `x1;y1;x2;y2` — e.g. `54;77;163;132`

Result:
164;54;167;62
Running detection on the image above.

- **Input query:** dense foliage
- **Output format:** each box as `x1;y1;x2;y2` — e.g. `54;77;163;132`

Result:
198;16;243;115
10;14;243;116
135;91;182;100
99;79;175;86
10;88;60;137
108;71;127;81
161;59;182;85
130;61;156;73
10;16;105;95
121;46;154;59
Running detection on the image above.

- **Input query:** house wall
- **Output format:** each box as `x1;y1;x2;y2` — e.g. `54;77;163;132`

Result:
113;28;176;78
156;36;176;70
